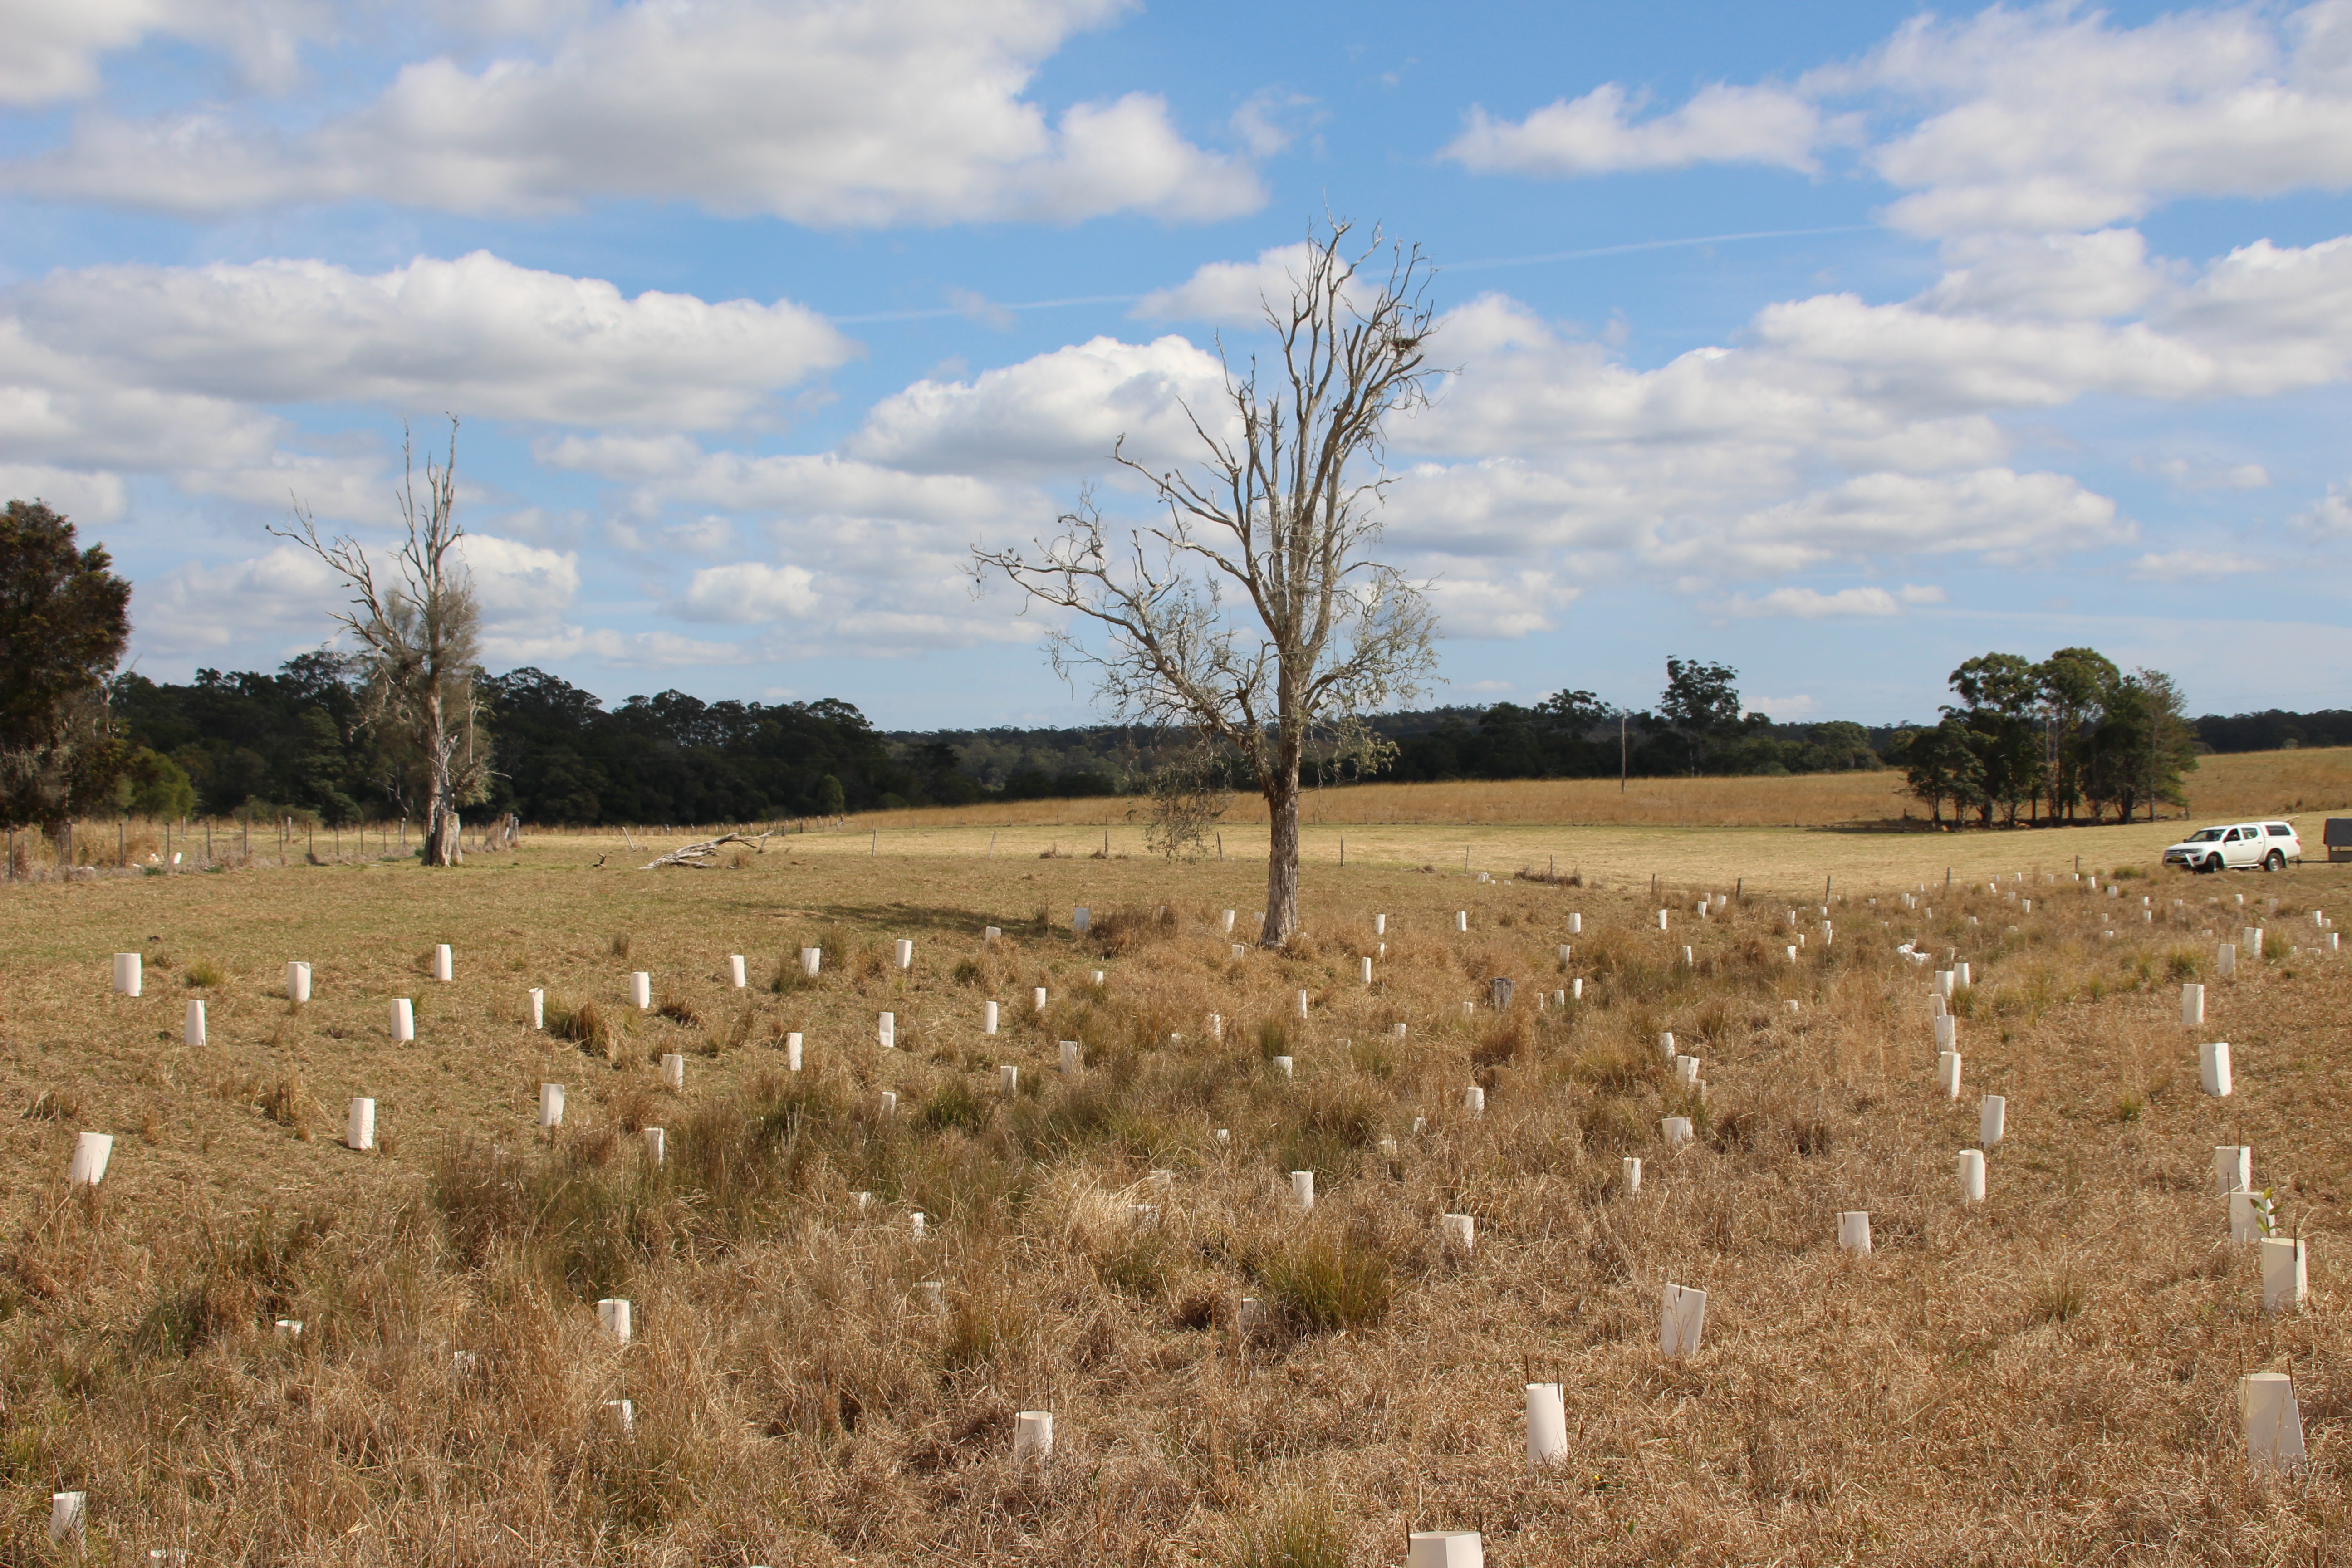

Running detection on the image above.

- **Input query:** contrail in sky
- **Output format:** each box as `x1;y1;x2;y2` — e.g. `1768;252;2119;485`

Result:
826;225;1875;324
1447;224;1876;271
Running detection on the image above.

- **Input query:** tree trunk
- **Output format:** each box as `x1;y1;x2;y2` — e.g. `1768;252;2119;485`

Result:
425;806;462;867
420;685;462;866
1260;731;1303;946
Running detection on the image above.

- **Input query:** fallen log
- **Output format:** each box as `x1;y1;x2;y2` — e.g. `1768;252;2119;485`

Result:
640;830;774;870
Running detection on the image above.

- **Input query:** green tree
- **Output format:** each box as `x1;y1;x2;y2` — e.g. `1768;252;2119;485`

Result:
1946;652;2046;827
815;774;846;818
113;748;197;819
0;500;134;841
2082;668;2199;822
2034;647;2120;824
1658;657;1742;775
1890;719;1982;828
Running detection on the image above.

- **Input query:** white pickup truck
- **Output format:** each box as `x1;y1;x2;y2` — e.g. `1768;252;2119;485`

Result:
2162;820;2302;873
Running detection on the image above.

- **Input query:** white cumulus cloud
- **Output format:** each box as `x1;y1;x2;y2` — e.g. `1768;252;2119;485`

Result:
680;561;820;624
1443;82;1838;176
2128;548;2268;580
847;334;1230;480
1134;242;1375;325
4;0;1264;226
0;0;322;105
0;463;128;524
1718;585;1909;618
10;252;855;429
455;533;581;618
2293;483;2352;536
1850;1;2352;235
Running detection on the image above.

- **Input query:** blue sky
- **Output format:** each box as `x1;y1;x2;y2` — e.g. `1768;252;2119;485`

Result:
5;0;2352;727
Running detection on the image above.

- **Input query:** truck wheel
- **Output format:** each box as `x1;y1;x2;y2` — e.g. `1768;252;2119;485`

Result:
2205;855;2225;874
2264;850;2284;871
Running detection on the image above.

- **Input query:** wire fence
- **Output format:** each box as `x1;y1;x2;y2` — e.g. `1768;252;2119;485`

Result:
0;814;841;882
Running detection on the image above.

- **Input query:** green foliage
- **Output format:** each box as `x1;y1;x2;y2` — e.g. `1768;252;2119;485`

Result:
1888;719;1984;827
1903;646;2199;829
0;499;133;830
1255;1230;1393;1333
918;1078;991;1136
114;747;197;818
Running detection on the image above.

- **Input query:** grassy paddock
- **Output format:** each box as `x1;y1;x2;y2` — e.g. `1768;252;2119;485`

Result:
2;833;2349;1563
845;744;2352;830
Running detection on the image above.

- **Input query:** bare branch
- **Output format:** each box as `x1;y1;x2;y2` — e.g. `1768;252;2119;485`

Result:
271;419;488;866
973;217;1444;945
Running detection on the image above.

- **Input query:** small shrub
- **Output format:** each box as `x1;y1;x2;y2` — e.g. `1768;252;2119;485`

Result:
1578;1095;1648;1154
183;958;225;988
1094;1228;1170;1298
1567;1039;1649;1094
1232;1490;1348;1568
1255;1018;1289;1059
950;958;985;986
1471;1018;1525;1079
24;1088;81;1122
1277;1110;1376;1179
655;995;702;1028
705;1009;754;1057
2032;1270;2087;1323
939;1293;1025;1372
1347;1035;1395;1081
548;998;619;1058
918;1079;991;1136
1256;1230;1392;1333
609;931;632;959
259;1073;313;1137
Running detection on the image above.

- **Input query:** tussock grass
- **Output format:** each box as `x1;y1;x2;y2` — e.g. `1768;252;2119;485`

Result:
545;995;619;1057
1233;1488;1349;1568
1;834;2348;1562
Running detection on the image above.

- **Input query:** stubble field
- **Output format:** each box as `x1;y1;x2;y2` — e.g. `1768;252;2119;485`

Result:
4;799;2350;1564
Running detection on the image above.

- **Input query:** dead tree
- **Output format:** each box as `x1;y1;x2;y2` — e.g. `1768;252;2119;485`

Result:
274;422;488;867
975;220;1440;945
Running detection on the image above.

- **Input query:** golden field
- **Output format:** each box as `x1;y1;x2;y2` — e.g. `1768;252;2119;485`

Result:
2;794;2349;1563
851;743;2352;831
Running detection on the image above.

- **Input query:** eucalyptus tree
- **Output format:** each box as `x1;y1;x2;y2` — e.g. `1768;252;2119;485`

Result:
975;220;1441;946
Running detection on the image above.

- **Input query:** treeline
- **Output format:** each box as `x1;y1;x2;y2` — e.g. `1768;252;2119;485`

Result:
109;662;984;826
2194;709;2352;754
902;662;1896;792
96;649;2319;831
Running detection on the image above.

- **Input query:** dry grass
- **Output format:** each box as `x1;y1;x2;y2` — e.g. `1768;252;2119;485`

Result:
2;834;2348;1563
847;744;2352;830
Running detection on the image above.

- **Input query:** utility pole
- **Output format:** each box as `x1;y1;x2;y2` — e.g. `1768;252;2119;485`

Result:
1620;714;1627;794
